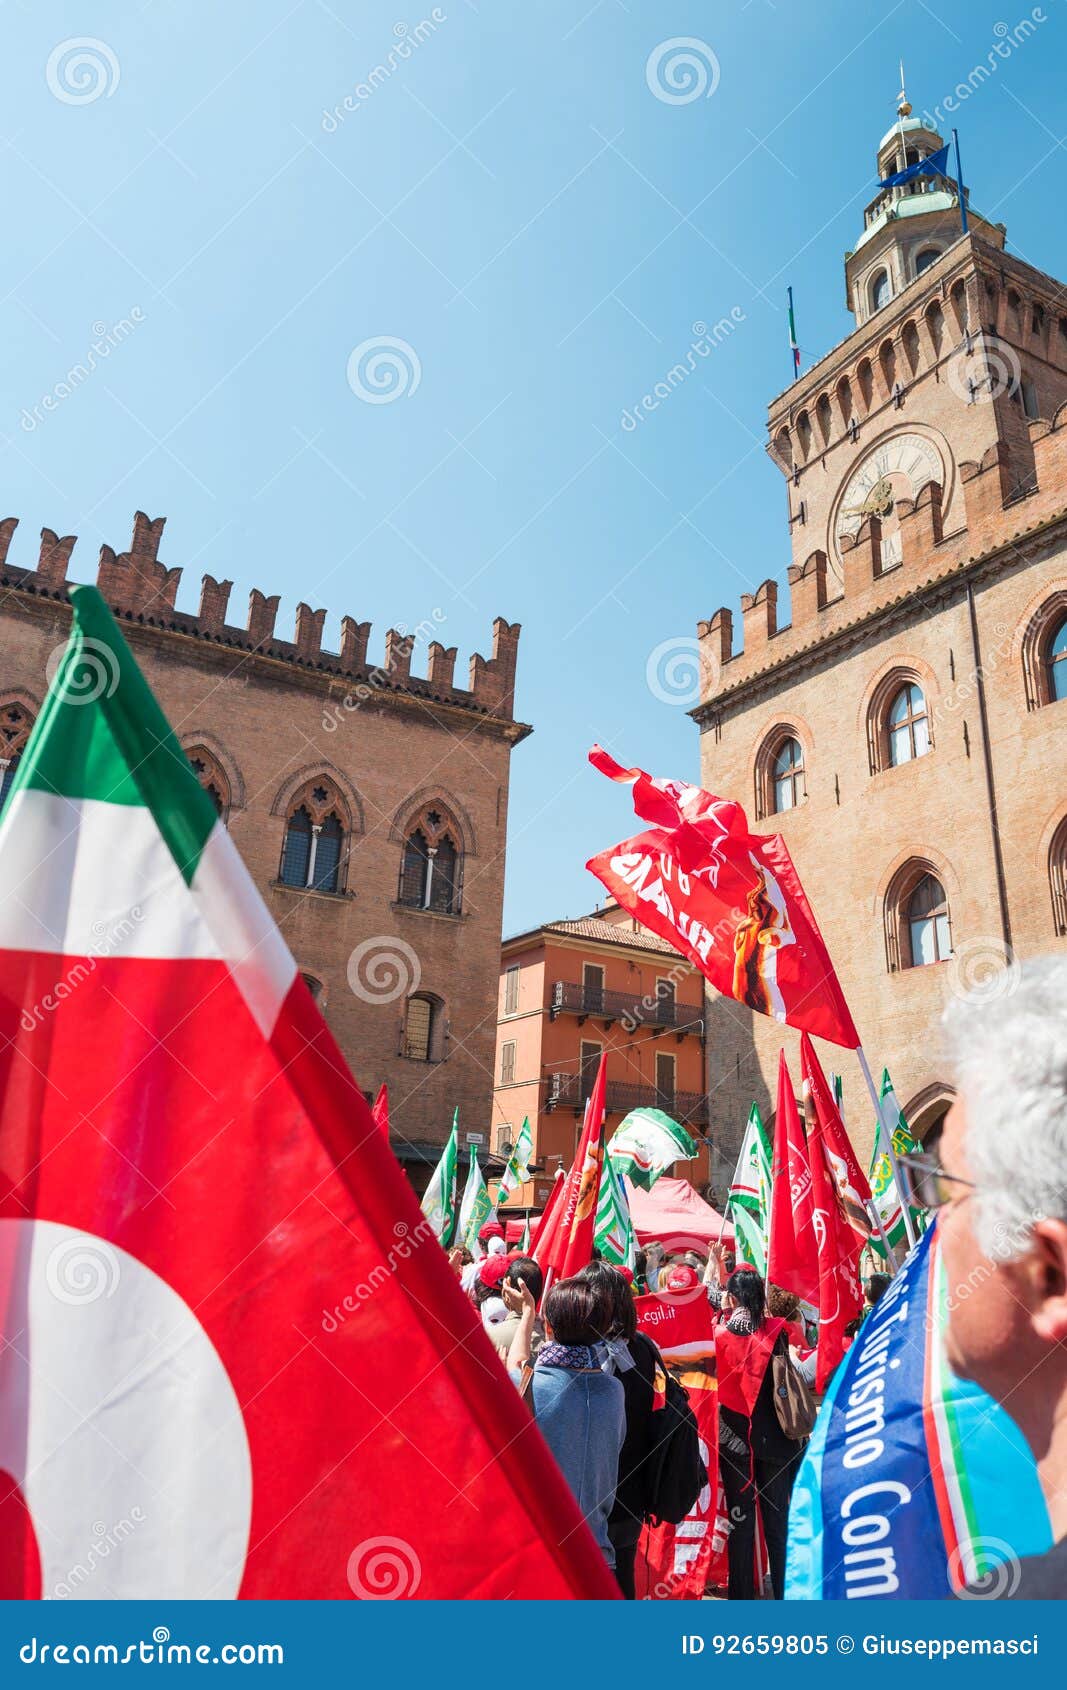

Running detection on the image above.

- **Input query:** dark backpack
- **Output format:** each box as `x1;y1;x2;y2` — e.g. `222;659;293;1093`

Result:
643;1361;707;1526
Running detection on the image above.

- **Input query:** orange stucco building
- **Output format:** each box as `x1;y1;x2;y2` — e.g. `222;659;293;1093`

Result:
490;902;711;1214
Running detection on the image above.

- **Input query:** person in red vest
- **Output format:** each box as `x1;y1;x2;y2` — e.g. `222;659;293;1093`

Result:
715;1267;806;1600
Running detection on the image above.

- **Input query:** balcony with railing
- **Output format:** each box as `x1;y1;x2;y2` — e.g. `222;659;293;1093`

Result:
549;980;703;1036
543;1068;708;1128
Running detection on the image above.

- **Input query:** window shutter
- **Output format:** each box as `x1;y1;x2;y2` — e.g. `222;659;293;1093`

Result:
280;808;312;887
313;815;343;893
430;837;458;913
399;831;428;906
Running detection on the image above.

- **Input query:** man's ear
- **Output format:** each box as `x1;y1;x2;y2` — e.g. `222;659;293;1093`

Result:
1029;1219;1067;1343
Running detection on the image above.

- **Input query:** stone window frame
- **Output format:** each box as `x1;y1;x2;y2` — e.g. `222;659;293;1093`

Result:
0;693;36;810
883;857;954;973
754;722;809;820
396;801;465;917
865;666;935;776
184;743;232;822
1021;589;1067;712
1050;815;1067;937
277;774;353;896
403;991;446;1064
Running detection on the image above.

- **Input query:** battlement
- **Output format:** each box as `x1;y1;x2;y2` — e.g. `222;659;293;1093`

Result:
697;403;1067;708
0;513;525;727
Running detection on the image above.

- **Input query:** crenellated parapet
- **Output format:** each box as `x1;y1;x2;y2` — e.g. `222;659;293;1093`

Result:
0;512;527;729
696;413;1067;709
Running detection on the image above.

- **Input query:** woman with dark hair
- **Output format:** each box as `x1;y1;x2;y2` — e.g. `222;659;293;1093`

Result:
577;1261;660;1598
506;1274;624;1570
715;1265;805;1600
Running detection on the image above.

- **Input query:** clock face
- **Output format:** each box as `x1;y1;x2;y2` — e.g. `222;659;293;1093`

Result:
833;433;944;577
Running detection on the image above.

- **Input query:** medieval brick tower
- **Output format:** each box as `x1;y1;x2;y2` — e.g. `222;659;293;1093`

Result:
693;93;1067;1189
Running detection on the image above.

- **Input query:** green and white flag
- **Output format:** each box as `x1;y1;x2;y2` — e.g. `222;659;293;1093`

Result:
868;1067;928;1257
421;1109;460;1247
594;1155;635;1271
607;1108;698;1190
458;1143;492;1259
496;1117;532;1207
727;1103;772;1275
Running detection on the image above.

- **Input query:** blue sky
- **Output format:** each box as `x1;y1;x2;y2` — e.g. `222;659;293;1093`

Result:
3;0;1065;931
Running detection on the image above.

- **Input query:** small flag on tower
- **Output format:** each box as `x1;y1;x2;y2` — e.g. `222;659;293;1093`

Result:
787;286;801;378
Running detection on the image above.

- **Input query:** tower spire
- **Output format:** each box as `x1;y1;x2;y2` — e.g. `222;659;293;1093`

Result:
896;60;911;118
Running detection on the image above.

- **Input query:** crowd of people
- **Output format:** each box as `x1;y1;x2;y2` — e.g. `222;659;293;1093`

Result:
448;1219;888;1599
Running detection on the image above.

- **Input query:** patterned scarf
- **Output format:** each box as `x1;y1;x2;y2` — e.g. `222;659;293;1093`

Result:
536;1341;601;1371
726;1307;757;1335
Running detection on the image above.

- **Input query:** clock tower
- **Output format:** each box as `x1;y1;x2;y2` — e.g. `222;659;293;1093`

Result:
693;91;1067;1194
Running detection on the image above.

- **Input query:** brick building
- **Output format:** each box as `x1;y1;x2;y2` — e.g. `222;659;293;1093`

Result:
0;511;530;1188
491;902;711;1214
693;99;1067;1183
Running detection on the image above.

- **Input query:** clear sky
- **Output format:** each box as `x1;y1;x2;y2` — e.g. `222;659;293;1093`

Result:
3;0;1064;932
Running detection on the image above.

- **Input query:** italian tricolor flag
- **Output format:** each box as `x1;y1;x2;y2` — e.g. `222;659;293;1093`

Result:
0;588;617;1602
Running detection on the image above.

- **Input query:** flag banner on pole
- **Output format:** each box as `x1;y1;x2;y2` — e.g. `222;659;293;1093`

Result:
636;1368;729;1599
458;1143;492;1258
767;1051;819;1304
800;1033;874;1245
0;587;618;1601
586;747;859;1049
786;1225;1050;1598
634;1291;717;1363
804;1062;864;1392
527;1166;565;1257
420;1110;460;1247
534;1054;608;1281
496;1117;533;1207
727;1103;772;1275
878;141;950;188
371;1083;390;1141
607;1107;697;1190
868;1069;928;1257
594;1152;635;1270
787;286;801;378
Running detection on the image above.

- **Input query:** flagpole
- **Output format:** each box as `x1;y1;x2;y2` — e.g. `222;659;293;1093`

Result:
787;286;800;381
855;1045;917;1251
952;128;968;235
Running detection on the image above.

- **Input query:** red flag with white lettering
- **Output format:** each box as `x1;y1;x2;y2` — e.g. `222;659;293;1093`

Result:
800;1033;874;1245
766;1050;819;1305
805;1088;864;1392
586;748;859;1049
534;1055;607;1282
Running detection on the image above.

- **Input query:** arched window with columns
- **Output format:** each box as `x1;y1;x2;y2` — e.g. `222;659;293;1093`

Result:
278;777;349;893
185;744;232;820
398;805;464;915
0;699;35;811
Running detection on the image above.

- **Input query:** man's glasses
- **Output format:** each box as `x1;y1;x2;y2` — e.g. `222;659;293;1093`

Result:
897;1151;976;1212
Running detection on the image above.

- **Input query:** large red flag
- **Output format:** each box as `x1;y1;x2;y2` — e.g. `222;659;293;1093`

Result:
766;1050;819;1304
0;589;618;1601
527;1166;565;1257
806;1094;864;1392
586;747;859;1048
800;1033;874;1246
534;1054;607;1282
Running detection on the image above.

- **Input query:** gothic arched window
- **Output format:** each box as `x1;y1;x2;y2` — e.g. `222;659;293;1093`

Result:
0;700;34;812
887;682;931;766
884;862;954;971
398;807;463;915
278;779;348;893
404;993;444;1063
185;745;231;820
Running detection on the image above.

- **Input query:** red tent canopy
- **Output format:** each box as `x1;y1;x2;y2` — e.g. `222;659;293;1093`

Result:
625;1176;735;1251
